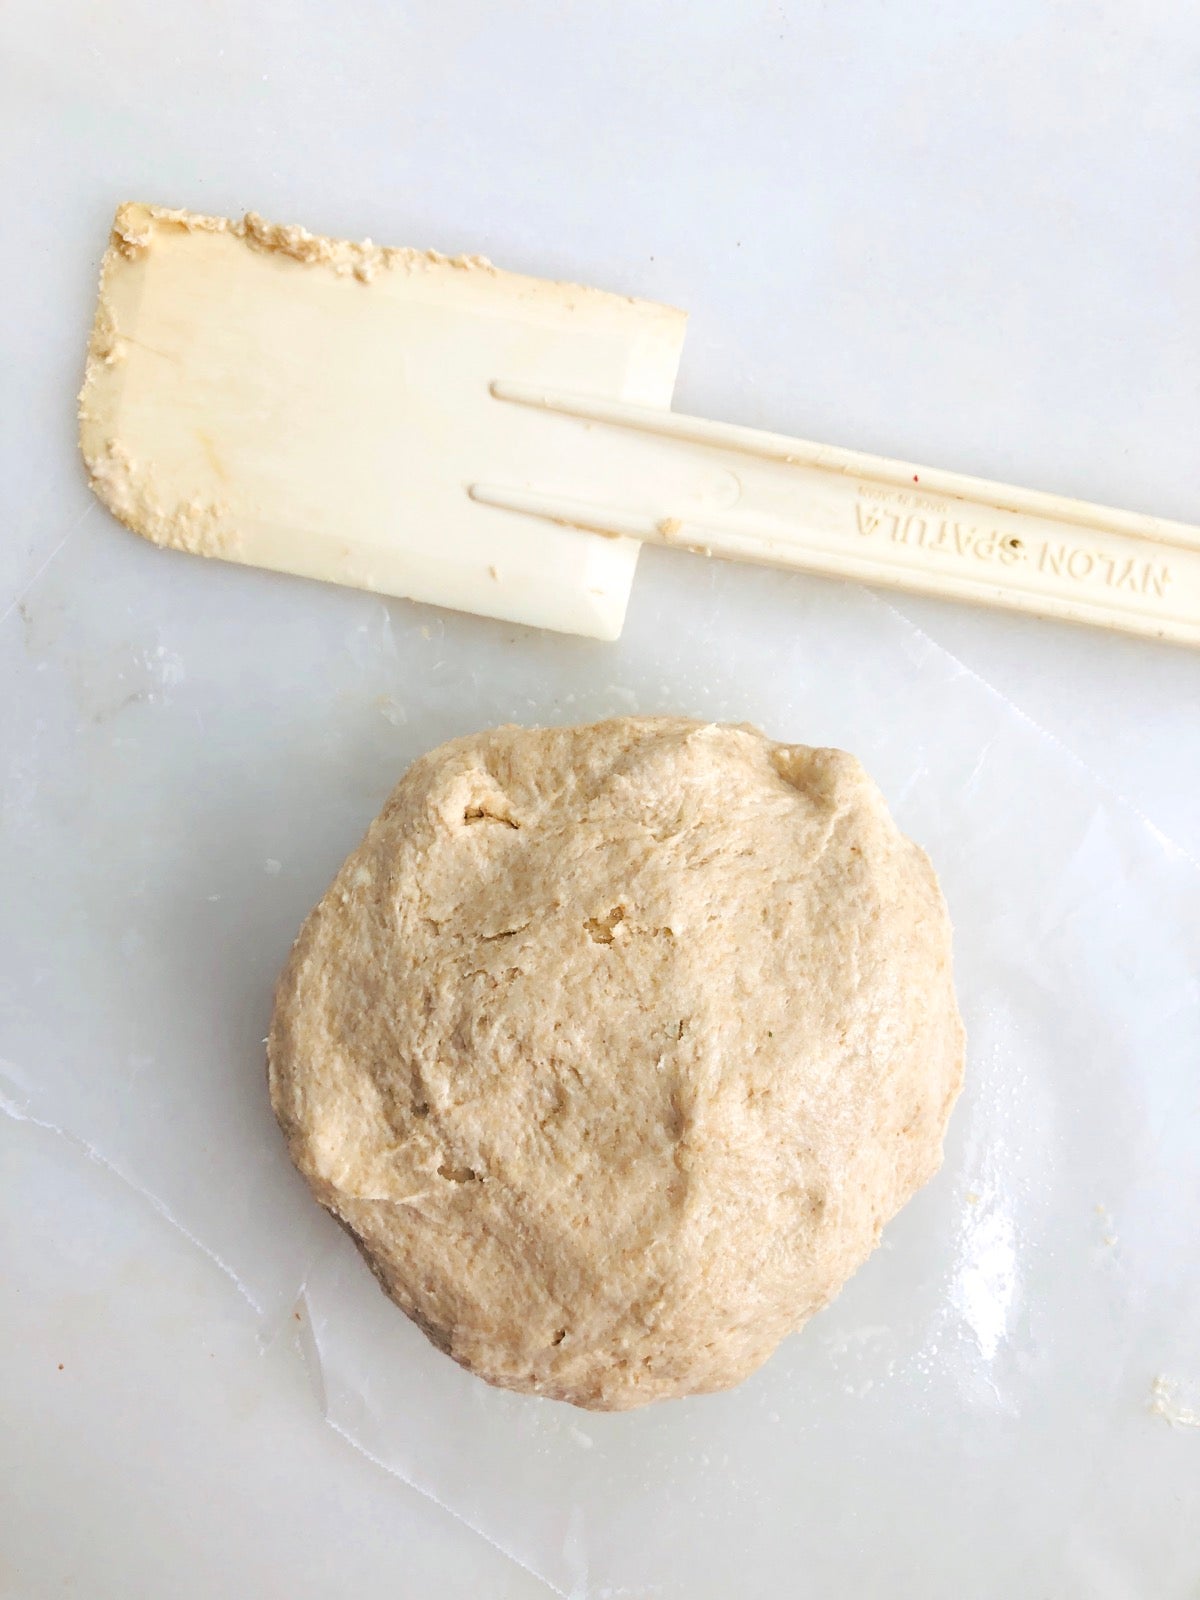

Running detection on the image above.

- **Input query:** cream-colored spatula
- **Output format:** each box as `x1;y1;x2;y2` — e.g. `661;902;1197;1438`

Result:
81;204;1200;646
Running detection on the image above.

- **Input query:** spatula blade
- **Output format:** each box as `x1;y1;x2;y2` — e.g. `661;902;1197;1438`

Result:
80;204;686;639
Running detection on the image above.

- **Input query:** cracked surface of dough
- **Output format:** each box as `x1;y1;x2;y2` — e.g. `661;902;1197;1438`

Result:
269;717;964;1410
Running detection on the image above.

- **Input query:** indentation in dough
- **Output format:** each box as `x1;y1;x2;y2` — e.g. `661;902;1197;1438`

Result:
464;803;520;828
585;906;626;944
437;1162;480;1183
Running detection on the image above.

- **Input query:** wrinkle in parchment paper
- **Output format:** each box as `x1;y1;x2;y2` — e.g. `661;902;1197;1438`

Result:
3;531;1198;1599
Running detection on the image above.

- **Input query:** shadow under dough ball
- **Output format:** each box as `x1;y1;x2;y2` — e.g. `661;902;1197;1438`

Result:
268;716;964;1411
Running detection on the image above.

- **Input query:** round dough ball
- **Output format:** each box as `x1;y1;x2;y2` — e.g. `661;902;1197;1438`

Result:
269;717;963;1410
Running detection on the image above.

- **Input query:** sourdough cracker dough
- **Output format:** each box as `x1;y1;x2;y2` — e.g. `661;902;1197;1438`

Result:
269;717;964;1410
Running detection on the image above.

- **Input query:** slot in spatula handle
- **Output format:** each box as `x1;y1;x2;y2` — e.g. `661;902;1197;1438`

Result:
477;384;1200;647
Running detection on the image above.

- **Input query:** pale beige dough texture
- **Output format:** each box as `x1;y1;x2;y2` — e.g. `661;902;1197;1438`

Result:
269;717;964;1410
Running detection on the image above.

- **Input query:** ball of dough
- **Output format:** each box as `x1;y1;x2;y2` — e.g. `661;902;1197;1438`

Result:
269;717;963;1410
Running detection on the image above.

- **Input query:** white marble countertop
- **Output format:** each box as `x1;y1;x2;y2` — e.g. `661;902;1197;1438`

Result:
3;3;1197;1595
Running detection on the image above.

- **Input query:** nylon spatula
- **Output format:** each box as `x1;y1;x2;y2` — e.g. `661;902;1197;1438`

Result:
81;204;1200;647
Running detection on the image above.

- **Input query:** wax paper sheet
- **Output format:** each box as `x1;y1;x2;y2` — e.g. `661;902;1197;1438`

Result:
3;523;1198;1598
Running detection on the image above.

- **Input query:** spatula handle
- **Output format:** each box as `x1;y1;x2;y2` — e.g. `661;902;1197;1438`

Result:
479;384;1200;647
